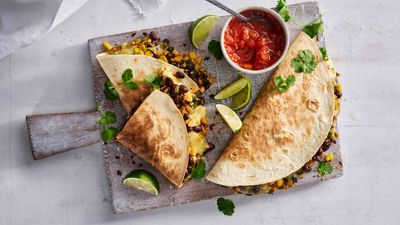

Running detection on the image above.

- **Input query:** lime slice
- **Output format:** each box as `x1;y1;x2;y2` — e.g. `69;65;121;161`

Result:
216;104;242;133
231;77;251;110
189;15;220;49
214;77;249;100
123;170;160;195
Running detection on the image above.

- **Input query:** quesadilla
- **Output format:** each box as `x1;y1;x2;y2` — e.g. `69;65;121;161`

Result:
207;32;341;188
96;53;199;113
116;90;189;187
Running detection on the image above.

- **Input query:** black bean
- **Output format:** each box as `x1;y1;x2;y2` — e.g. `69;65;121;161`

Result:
179;85;189;93
183;114;190;120
193;126;202;132
334;89;342;98
321;141;331;151
165;77;174;88
198;97;205;105
142;32;148;36
162;39;170;46
207;143;215;151
149;31;157;40
176;71;185;79
188;157;195;166
186;126;192;132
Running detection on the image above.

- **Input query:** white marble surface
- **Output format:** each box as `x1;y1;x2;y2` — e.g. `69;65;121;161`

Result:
0;0;399;224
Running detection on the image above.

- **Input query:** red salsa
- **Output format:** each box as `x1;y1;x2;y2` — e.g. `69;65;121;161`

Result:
224;9;286;70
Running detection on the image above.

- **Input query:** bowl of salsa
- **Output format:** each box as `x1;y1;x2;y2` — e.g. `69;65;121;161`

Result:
221;7;289;74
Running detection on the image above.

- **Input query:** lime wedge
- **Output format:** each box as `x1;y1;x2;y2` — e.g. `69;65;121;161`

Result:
123;170;160;195
214;77;249;100
189;15;220;49
216;104;242;133
231;77;251;110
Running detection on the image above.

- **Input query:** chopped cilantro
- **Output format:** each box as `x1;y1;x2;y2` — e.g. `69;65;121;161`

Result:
217;198;235;216
303;16;324;38
97;111;116;125
319;47;329;61
191;160;206;179
144;75;162;89
208;40;223;60
104;80;119;100
101;127;118;141
274;74;296;92
121;68;138;90
277;0;291;22
291;49;316;74
317;162;333;176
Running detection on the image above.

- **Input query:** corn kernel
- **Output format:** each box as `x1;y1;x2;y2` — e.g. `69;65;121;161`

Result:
145;51;153;57
134;38;142;44
276;179;284;187
159;55;168;62
139;44;147;52
196;57;202;64
172;49;180;56
133;48;140;54
325;153;334;162
194;64;201;70
183;56;189;61
102;41;112;51
188;52;196;59
174;55;182;62
138;50;144;55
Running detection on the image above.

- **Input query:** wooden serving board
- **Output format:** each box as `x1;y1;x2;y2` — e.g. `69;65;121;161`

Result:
26;2;343;214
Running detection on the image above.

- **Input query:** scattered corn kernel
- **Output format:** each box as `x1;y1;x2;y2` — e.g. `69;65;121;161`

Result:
325;153;334;162
159;55;168;62
174;55;182;62
138;50;144;55
133;47;140;54
188;52;196;59
134;38;142;44
102;41;112;51
201;117;208;125
276;179;284;187
145;51;153;57
196;57;202;64
172;49;180;56
139;44;147;52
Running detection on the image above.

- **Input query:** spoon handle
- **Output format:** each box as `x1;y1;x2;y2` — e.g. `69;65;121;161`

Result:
205;0;249;22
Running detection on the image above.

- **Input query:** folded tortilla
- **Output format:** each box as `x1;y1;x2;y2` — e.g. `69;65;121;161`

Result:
96;53;199;113
116;90;189;187
207;32;335;186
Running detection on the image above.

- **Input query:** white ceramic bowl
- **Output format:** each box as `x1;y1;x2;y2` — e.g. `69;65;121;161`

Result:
220;7;290;74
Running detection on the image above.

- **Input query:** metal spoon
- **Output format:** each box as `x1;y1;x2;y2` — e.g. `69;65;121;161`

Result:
205;0;251;23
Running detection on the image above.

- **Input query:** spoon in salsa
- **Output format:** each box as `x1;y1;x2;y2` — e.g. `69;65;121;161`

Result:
205;0;271;28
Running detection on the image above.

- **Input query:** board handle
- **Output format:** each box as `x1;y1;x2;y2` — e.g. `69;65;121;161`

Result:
26;111;101;160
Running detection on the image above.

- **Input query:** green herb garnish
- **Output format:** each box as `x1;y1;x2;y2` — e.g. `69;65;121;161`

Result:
317;162;333;176
291;49;316;74
277;0;291;22
217;198;235;216
303;16;324;38
191;160;206;179
274;74;296;92
101;127;118;141
319;47;329;61
104;80;119;100
208;40;223;60
122;68;138;90
144;75;162;89
97;111;116;125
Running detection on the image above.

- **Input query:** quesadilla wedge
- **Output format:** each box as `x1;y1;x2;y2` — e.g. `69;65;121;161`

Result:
116;90;189;187
207;31;341;188
96;53;199;113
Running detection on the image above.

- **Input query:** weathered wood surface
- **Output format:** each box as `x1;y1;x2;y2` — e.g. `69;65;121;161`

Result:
87;2;343;214
26;112;100;160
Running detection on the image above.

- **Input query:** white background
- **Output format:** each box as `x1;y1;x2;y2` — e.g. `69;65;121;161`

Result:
1;0;399;224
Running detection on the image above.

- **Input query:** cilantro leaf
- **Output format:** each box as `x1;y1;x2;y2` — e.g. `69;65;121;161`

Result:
101;127;118;141
208;40;223;60
217;198;235;216
303;16;324;38
274;74;296;92
144;75;162;89
317;162;333;176
277;0;291;22
121;68;138;90
319;47;329;61
191;160;206;179
291;49;316;74
104;80;119;100
97;111;116;125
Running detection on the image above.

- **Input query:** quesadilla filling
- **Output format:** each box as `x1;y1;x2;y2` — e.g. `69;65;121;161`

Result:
233;66;342;195
102;32;214;180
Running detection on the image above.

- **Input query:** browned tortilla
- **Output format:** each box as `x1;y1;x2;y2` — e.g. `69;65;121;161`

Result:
116;90;189;187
